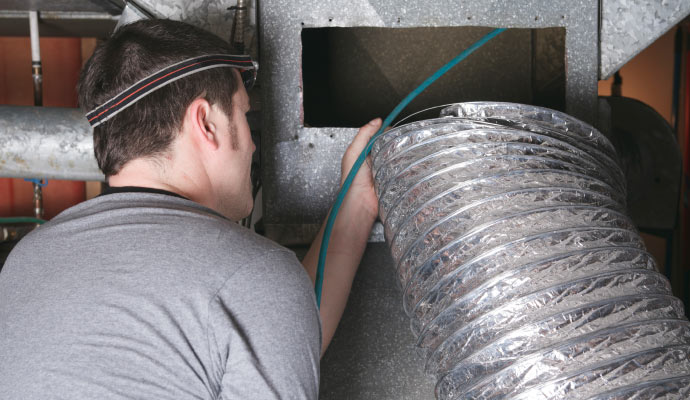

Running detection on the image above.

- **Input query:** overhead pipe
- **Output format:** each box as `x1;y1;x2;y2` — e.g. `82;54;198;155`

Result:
0;106;103;182
370;102;690;399
29;11;42;108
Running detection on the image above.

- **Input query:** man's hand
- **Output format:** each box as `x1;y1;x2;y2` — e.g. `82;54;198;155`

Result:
340;118;382;222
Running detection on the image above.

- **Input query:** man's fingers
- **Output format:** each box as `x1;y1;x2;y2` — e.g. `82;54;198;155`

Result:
350;118;382;152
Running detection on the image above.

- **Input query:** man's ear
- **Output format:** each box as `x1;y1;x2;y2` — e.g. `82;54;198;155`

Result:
185;97;219;149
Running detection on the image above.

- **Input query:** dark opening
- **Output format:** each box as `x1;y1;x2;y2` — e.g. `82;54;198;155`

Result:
301;26;565;127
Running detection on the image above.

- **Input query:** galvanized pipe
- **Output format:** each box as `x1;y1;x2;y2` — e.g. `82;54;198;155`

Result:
371;102;690;399
0;106;103;181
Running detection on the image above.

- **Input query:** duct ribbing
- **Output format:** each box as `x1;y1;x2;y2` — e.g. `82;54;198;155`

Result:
370;102;690;399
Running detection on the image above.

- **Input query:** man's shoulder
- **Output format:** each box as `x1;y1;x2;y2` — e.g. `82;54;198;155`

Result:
213;224;297;266
17;192;297;276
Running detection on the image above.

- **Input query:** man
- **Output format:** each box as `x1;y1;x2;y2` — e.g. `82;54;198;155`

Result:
0;19;381;399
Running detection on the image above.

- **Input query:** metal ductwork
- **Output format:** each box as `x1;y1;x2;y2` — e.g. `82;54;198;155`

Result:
600;0;690;79
370;103;690;399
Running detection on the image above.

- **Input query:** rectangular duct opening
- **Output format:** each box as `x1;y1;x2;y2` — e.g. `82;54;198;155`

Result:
301;26;565;127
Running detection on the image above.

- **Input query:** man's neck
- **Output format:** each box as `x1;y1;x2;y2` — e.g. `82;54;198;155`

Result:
107;158;208;206
100;185;190;200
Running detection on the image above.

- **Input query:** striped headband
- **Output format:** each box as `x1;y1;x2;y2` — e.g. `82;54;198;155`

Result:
86;54;258;128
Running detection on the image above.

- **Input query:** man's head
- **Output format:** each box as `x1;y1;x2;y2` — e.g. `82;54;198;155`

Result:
79;19;239;177
79;19;256;220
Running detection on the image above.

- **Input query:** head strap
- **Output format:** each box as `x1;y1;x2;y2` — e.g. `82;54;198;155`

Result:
85;54;257;128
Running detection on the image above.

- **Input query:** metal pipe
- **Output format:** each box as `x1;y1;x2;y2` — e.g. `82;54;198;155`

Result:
371;102;690;399
230;0;247;53
29;11;42;107
30;180;44;221
0;106;103;181
28;11;46;220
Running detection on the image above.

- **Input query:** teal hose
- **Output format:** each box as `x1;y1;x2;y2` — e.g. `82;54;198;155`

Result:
0;217;46;225
315;28;507;308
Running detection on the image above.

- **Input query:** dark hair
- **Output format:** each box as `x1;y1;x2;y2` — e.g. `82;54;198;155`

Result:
78;19;238;177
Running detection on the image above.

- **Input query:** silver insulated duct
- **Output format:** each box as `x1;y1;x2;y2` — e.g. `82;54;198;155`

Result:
370;102;690;399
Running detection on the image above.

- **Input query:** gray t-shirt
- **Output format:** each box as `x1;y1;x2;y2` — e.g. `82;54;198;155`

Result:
0;192;321;399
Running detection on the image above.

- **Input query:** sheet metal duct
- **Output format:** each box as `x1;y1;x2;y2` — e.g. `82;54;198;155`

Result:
259;0;599;244
600;0;690;79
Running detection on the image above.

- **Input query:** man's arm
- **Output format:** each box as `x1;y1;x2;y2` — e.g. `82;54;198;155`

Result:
302;118;382;356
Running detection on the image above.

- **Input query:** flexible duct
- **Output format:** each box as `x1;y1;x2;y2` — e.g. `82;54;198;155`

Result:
370;102;690;399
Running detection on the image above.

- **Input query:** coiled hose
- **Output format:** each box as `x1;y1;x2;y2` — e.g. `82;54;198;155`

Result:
370;102;690;399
